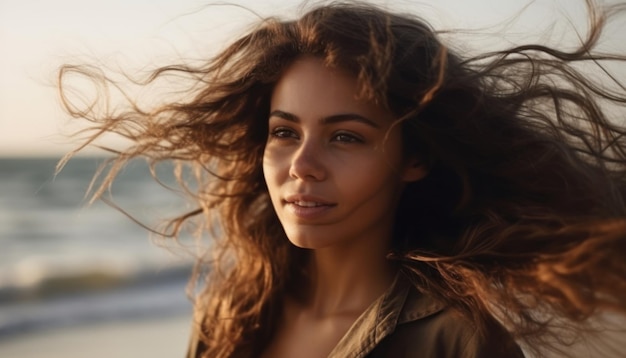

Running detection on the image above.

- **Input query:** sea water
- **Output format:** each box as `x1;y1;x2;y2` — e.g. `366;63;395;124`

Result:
0;157;197;339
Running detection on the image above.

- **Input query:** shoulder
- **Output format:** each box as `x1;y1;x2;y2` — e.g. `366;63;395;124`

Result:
369;285;525;358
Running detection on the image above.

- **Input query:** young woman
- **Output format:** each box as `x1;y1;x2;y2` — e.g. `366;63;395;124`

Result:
58;1;626;357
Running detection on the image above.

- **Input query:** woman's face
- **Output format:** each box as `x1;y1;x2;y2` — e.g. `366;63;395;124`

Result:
263;56;425;250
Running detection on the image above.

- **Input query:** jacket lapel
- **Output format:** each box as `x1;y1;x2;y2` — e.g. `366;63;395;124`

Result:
328;273;444;358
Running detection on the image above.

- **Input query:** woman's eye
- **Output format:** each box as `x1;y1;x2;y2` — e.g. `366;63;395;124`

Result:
333;132;362;143
270;127;297;139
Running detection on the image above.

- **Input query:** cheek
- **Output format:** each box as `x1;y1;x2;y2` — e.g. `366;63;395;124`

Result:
335;156;394;189
343;154;405;201
262;148;283;199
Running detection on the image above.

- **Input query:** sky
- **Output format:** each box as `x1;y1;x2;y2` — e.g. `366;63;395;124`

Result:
0;0;622;157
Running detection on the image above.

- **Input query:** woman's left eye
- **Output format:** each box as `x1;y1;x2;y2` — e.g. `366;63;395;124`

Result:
333;132;363;143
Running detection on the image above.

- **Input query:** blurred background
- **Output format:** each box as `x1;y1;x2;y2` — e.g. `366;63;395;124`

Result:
0;0;624;357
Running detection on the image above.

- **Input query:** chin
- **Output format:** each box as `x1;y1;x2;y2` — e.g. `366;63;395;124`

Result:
287;237;324;250
285;231;335;250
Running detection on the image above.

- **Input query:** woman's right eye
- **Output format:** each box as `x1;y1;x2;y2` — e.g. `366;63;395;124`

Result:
269;127;298;139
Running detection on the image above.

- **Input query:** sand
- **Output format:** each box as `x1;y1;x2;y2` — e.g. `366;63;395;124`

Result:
0;313;192;358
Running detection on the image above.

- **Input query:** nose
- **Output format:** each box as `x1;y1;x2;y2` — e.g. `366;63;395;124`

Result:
289;140;327;181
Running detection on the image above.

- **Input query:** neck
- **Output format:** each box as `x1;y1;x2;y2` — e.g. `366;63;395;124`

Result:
302;238;397;318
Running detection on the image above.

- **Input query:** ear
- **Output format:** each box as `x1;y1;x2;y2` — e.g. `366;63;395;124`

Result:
400;157;429;183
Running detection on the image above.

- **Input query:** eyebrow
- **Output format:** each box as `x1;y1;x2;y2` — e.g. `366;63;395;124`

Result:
269;110;380;129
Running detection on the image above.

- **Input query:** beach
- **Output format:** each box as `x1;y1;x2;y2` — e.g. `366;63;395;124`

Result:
0;313;192;358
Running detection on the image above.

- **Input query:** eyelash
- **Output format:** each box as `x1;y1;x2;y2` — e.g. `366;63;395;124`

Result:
333;132;363;143
269;127;297;139
268;127;363;143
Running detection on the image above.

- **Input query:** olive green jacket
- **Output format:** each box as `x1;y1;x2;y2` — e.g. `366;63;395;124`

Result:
187;273;525;357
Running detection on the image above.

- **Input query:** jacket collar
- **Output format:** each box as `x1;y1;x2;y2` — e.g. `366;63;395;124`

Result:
328;271;445;358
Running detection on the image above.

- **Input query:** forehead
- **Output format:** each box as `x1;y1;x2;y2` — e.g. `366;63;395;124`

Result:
270;56;393;123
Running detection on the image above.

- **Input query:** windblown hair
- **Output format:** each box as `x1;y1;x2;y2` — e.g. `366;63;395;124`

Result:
58;1;626;357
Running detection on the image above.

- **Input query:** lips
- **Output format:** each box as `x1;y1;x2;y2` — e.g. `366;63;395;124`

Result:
291;200;328;208
283;195;336;219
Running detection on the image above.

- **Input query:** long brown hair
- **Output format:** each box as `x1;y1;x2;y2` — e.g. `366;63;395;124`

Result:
58;1;626;357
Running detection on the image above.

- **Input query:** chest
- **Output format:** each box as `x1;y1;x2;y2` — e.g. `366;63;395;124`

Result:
260;310;359;358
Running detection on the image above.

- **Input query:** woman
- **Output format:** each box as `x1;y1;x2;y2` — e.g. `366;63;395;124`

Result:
58;1;626;357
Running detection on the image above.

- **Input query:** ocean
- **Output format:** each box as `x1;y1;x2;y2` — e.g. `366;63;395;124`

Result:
0;157;196;340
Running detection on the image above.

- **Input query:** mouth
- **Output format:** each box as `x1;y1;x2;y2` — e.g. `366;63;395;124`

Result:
283;195;336;219
284;194;336;206
289;200;331;208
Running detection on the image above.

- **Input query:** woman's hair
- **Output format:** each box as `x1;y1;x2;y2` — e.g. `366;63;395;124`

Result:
58;1;626;357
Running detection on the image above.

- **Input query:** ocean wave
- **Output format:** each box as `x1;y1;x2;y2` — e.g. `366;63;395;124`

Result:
0;254;193;303
0;157;197;339
0;269;192;339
